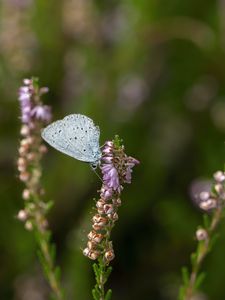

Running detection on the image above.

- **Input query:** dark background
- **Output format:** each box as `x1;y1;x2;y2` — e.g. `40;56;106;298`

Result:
1;0;225;299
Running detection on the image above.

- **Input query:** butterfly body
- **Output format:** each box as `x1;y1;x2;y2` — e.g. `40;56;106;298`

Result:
41;114;102;167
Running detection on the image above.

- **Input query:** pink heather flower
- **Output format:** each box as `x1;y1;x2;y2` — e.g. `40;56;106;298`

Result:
101;164;120;191
124;157;139;184
31;105;52;123
18;78;51;125
100;186;113;200
18;85;32;124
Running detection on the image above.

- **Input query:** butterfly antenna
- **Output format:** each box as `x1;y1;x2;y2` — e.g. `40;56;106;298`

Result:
91;165;103;182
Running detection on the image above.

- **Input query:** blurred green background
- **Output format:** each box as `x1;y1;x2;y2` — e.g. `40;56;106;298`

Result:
1;0;225;299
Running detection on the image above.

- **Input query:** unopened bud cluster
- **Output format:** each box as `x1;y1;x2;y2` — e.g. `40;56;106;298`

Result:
198;170;225;211
83;138;139;264
17;78;52;231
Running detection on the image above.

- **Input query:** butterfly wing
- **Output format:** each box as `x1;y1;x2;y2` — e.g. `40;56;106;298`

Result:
41;114;101;163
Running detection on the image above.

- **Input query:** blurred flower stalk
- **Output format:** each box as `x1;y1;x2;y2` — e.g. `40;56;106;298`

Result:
17;78;64;300
83;136;139;300
179;170;225;300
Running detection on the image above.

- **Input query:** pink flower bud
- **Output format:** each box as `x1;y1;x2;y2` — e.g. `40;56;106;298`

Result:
17;210;27;221
22;189;30;200
199;191;210;201
104;204;114;214
19;172;30;182
104;249;115;262
25;221;33;231
196;228;208;241
214;171;225;182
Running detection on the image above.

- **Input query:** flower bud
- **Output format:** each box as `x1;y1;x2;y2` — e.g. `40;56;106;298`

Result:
199;199;217;210
17;210;27;221
27;153;36;161
92;224;103;231
96;199;105;209
18;164;26;172
114;198;121;206
93;233;104;243
214;183;223;194
196;228;208;241
104;249;115;262
22;189;30;200
199;191;210;201
21;138;30;148
17;157;26;167
105;141;113;147
20;125;30;136
214;171;225;182
89;250;100;260
97;207;105;215
19;172;30;182
25;220;33;231
87;241;96;250
88;231;95;240
104;204;114;214
83;247;90;257
23;78;32;85
83;248;100;260
39;87;49;95
112;212;118;221
92;215;108;227
18;145;28;156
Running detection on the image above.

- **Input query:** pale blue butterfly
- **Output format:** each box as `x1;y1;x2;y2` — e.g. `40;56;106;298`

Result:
41;114;102;168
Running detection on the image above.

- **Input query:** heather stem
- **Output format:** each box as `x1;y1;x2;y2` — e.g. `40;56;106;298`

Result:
35;218;64;300
182;207;223;300
17;78;64;300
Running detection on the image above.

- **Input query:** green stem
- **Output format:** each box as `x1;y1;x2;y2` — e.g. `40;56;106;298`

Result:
36;222;64;300
183;207;222;300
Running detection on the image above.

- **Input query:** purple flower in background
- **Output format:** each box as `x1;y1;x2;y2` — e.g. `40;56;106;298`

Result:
18;78;51;125
31;105;52;122
18;84;32;124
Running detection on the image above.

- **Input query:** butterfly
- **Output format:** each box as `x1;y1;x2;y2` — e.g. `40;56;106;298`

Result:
41;114;102;169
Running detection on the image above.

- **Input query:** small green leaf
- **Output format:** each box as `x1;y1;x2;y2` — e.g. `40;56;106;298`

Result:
37;249;50;279
93;263;100;281
208;233;219;252
105;289;112;300
113;135;123;148
194;272;206;289
104;266;113;282
92;288;99;300
45;200;54;212
181;267;189;285
178;286;185;300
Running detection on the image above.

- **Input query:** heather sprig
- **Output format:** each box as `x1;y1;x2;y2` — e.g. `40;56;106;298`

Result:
17;78;64;300
179;170;225;300
83;135;139;300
